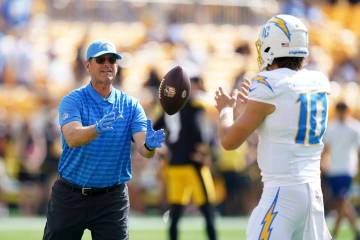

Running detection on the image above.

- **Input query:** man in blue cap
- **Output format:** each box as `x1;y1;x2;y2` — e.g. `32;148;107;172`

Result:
43;40;165;240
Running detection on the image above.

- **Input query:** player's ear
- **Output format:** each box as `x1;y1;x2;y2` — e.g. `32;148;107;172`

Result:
85;60;91;72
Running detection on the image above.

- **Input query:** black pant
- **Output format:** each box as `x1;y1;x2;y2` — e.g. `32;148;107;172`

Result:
169;203;217;240
43;179;129;240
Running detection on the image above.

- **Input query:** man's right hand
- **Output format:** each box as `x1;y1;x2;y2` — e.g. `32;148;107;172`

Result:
95;111;116;134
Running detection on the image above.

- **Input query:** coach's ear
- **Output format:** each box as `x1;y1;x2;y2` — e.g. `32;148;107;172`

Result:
85;60;91;72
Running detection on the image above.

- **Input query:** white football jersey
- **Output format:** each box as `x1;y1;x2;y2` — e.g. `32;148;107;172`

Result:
248;68;331;187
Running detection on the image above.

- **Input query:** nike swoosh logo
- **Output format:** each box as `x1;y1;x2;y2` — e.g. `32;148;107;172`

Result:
249;87;256;92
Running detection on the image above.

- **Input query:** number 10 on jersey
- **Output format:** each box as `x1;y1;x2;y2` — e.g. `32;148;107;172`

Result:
295;92;327;145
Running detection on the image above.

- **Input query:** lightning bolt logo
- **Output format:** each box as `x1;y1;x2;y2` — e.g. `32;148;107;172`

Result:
253;76;274;92
269;17;291;41
258;188;280;240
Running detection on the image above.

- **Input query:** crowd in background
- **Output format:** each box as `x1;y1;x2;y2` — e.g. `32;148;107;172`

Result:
0;0;359;218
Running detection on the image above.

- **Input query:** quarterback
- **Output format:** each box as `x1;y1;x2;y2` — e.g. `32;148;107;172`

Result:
215;15;332;240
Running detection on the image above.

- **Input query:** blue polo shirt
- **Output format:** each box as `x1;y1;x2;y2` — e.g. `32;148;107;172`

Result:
58;83;147;187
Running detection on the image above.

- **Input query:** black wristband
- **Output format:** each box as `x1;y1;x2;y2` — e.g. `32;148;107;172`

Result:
144;143;155;151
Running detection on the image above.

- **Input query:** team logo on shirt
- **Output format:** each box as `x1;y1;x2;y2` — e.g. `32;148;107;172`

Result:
269;16;291;41
62;113;69;120
253;76;274;92
258;188;280;240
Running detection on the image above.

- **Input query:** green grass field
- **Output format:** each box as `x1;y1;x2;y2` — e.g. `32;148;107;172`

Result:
0;216;354;240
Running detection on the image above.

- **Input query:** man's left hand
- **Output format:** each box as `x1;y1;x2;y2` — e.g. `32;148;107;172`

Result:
145;120;165;150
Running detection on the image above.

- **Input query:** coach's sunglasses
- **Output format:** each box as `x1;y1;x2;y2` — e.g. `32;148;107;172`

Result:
92;55;117;64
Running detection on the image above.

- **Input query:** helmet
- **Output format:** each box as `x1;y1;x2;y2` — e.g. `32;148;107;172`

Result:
256;14;309;71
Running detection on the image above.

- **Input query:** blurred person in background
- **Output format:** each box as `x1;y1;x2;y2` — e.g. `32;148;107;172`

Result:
215;15;332;239
323;101;360;240
216;143;254;216
281;0;324;23
143;67;161;90
328;0;360;4
330;57;359;84
0;0;34;86
4;34;34;87
73;36;89;85
0;0;32;30
0;116;19;217
46;46;75;92
41;106;62;211
155;76;217;240
43;40;165;240
17;120;47;215
0;32;5;84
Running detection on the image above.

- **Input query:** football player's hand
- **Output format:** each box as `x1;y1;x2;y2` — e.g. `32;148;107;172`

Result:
233;78;251;119
236;77;251;104
214;87;236;112
145;119;165;150
95;111;117;134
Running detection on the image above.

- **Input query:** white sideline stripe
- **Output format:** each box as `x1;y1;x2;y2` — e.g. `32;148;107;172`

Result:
0;216;248;231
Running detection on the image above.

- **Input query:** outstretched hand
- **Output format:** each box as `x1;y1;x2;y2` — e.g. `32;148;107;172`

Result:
145;119;165;150
214;78;251;118
214;87;236;112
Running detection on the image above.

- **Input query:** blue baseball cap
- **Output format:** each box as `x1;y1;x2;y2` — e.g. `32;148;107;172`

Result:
86;40;122;60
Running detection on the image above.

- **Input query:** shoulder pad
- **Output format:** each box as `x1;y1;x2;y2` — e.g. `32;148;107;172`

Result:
252;75;274;93
248;73;277;101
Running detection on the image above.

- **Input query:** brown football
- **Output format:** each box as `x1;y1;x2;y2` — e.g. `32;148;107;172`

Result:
159;66;191;115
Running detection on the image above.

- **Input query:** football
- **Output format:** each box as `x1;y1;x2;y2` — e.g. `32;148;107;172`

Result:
159;66;191;115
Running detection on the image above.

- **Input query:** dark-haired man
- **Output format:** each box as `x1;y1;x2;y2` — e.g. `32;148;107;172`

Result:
43;40;165;240
215;15;332;239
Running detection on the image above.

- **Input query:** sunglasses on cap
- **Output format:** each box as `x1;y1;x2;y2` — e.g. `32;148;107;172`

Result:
92;55;117;64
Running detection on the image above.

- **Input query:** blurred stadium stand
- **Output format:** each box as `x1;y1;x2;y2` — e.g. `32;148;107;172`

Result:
0;0;359;219
46;0;276;25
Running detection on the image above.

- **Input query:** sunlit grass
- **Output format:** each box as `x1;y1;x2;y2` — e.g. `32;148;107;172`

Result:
0;216;354;240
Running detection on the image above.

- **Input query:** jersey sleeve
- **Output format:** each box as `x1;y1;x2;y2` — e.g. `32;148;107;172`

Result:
58;92;82;127
131;99;147;134
248;75;276;104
